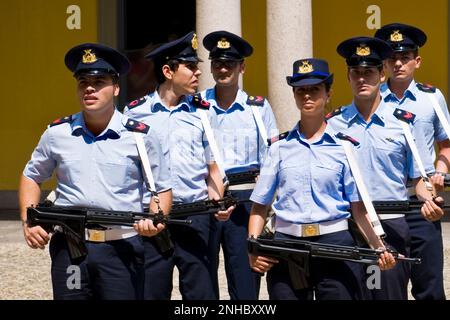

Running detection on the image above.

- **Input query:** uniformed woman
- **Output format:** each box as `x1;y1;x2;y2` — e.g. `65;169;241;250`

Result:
248;58;395;300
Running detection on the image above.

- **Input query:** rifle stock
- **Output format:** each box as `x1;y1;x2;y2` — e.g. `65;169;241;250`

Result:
227;169;259;186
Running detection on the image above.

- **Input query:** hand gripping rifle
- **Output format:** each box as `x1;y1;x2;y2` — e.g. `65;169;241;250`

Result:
168;194;251;219
27;203;191;260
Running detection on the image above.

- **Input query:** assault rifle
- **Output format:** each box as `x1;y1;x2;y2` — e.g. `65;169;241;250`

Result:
168;194;251;218
247;236;421;265
227;169;259;186
27;203;191;260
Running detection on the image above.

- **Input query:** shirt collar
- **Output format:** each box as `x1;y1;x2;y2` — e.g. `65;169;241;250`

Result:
72;109;122;139
206;87;246;113
381;79;417;102
345;101;386;126
287;121;338;144
150;90;170;113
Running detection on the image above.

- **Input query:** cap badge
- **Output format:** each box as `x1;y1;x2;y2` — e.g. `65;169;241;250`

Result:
390;30;404;42
298;61;314;74
217;38;231;49
82;49;97;64
356;45;371;57
191;33;198;50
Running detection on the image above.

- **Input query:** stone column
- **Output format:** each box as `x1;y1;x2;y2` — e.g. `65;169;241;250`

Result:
266;0;313;131
196;0;242;90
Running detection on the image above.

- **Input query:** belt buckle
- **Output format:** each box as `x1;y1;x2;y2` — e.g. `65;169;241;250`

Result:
301;224;319;237
87;229;106;242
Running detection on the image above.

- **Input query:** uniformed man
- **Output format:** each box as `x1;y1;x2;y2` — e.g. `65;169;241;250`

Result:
123;31;234;300
19;43;172;299
248;58;395;300
328;36;443;299
200;30;278;300
374;23;448;300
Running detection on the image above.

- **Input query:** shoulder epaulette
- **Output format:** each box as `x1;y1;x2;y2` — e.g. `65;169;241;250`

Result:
335;132;360;146
124;118;150;134
393;108;416;124
325;107;343;120
192;93;210;109
416;82;436;93
126;97;147;110
247;95;265;106
267;131;289;146
49;115;73;127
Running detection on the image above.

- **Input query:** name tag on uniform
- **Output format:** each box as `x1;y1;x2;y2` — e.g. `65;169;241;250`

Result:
87;229;106;242
302;224;319;237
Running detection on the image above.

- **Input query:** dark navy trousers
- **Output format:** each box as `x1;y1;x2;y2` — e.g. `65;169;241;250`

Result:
50;232;144;300
369;217;411;300
208;190;260;299
406;210;446;300
143;214;216;300
266;230;366;300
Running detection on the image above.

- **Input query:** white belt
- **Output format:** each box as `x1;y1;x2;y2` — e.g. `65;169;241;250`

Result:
275;218;348;237
85;228;137;242
378;214;405;220
228;183;256;191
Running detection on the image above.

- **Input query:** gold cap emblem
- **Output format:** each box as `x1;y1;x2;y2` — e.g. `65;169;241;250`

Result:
356;45;371;57
298;61;314;74
217;38;231;49
390;30;404;42
191;33;198;50
82;49;97;64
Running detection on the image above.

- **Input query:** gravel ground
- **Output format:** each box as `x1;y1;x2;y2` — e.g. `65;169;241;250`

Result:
1;220;448;300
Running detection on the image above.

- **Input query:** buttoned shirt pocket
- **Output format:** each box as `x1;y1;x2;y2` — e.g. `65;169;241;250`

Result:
96;159;132;193
278;164;308;211
373;143;405;173
312;163;343;194
56;159;82;186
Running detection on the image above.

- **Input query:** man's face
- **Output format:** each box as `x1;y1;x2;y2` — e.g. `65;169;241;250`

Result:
76;74;119;113
170;61;201;95
347;66;384;100
210;59;244;87
385;51;421;83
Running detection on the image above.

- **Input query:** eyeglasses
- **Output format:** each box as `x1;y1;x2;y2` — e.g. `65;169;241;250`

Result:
211;60;240;69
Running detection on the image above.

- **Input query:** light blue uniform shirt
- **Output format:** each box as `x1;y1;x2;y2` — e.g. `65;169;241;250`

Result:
250;123;360;224
202;88;278;174
124;91;213;204
327;101;433;201
381;80;450;164
23;109;171;212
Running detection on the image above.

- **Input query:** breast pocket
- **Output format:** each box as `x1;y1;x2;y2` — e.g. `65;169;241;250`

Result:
57;159;82;186
373;144;405;173
312;163;343;193
96;159;132;193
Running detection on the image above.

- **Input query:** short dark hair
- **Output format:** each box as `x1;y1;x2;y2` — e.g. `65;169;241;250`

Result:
154;59;180;84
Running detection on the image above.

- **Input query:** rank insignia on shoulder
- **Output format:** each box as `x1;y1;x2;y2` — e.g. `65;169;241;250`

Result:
192;93;210;109
125;119;150;134
247;95;265;106
393;108;416;123
336;132;360;146
325;107;343;120
416;82;436;93
49;115;73;127
267;131;289;146
126;97;147;109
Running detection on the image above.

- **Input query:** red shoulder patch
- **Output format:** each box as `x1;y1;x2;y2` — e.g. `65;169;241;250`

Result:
126;97;147;109
267;131;289;146
325;107;343;120
124;119;150;134
416;82;436;93
49;115;73;127
192;93;210;109
247;95;265;106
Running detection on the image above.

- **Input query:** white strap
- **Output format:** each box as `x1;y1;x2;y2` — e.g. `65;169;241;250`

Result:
397;120;434;192
250;105;269;147
341;140;385;237
427;93;450;143
133;132;158;196
198;109;228;183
